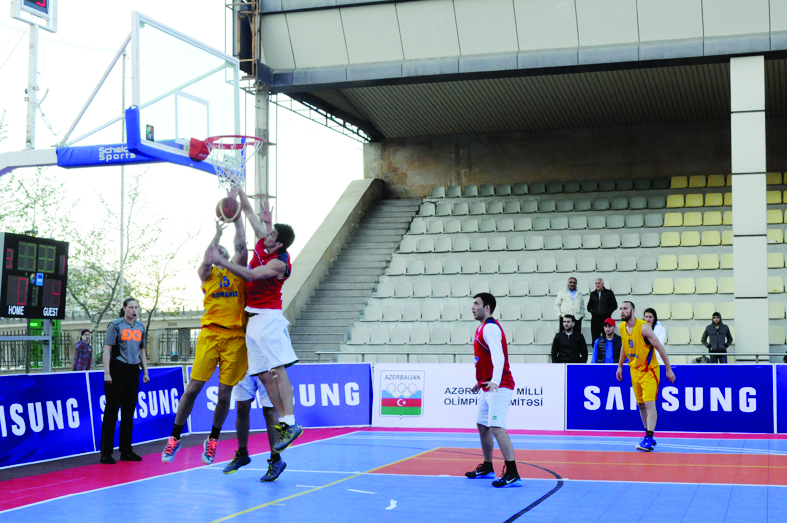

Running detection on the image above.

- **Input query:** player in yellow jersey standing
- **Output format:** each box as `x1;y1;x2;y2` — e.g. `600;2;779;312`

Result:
616;301;676;451
161;194;249;465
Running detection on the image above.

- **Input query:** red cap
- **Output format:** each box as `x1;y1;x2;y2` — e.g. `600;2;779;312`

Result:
603;318;616;327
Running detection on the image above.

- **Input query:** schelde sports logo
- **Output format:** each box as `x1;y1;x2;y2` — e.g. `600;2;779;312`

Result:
98;145;137;163
380;371;424;417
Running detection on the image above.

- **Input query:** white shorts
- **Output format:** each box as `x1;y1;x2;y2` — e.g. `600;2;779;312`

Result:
476;387;514;429
231;372;274;408
246;310;298;375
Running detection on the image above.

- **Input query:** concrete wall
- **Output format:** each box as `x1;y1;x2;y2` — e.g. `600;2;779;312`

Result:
365;118;787;198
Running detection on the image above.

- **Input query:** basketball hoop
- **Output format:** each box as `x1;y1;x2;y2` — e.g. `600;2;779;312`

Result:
203;135;264;189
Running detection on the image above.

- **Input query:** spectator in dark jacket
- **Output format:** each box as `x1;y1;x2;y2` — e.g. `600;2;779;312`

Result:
587;278;618;343
591;318;622;363
701;312;733;363
551;315;588;363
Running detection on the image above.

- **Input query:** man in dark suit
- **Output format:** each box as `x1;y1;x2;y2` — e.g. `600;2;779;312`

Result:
587;278;618;344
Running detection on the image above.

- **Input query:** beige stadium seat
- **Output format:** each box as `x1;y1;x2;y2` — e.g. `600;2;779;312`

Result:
681;231;701;247
716;301;734;319
721;230;733;245
675;278;696;294
347;327;371;345
724;192;732;206
658;255;678;271
769;326;786;345
449;326;472;345
666;194;685;208
664;213;683;227
767;172;782;185
653;278;674;295
512;326;534;345
534;325;556;345
650;302;670;320
768;276;784;293
672;302;693;320
695;278;717;294
500;304;521;321
691;326;707;345
661;232;681;247
510;280;530;296
718;277;734;294
767;190;782;205
688;175;706;188
421;304;441;321
557;257;577;273
428;327;451;345
451;281;471;297
611;278;631;294
668;327;691;345
530;280;550;296
632;279;653;295
686;194;704;207
617;256;637;271
767;209;784;224
769;301;786;319
767;229;784;244
518;258;537;273
699;254;719;270
683;212;703;227
490;280;509;297
679;254;699;270
768;252;785;268
703;211;723;226
723;211;733;225
440;304;461;321
701;194;723;209
708;174;726;187
694;302;715;320
537;257;557;273
720;253;733;269
577;256;596;272
671;176;688;189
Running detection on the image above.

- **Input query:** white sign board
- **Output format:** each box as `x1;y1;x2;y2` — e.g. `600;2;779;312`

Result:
372;363;565;430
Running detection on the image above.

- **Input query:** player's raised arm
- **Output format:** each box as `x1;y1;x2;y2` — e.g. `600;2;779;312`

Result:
207;246;285;282
642;323;676;383
199;221;227;283
227;190;248;266
238;188;269;239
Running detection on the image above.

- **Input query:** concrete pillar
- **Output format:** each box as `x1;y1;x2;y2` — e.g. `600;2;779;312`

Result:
730;55;769;356
254;84;270;200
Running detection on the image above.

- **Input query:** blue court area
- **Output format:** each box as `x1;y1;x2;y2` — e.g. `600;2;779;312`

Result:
5;431;787;523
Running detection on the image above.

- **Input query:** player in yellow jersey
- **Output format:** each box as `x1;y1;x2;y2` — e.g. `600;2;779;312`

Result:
616;301;676;452
161;193;249;465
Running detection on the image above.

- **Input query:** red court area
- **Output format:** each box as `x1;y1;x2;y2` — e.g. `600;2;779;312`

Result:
374;447;787;487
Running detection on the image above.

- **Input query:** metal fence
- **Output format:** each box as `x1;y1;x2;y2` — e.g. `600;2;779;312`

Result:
0;330;73;372
158;329;200;363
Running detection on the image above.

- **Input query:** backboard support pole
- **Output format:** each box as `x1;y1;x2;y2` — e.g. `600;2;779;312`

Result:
254;84;270;206
25;23;39;150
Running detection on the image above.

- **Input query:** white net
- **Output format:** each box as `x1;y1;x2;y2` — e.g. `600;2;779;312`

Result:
205;136;263;189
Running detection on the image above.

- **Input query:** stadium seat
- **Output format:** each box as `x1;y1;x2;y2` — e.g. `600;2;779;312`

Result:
583;235;602;249
563;181;581;193
653;278;674;295
767;229;784;244
689;175;706;188
650;302;670;320
611;279;631;294
716;301;734;319
723;211;733;225
599;180;616;192
538;200;556;213
534;325;556;345
707;174;726;187
678;254;699;270
629;196;648;210
703;211;722;226
581;180;598;192
726;174;733;186
587;216;606;229
701;230;721;246
684;212;702;227
521;200;538;213
488;237;506;252
376;282;395;298
514;217;532;231
429;187;446;199
768;276;784;293
509;280;530;296
533;217;550;231
441;304;461;321
718;277;734;294
452;281;471;297
634;179;652;190
452;237;470;252
479;184;495;197
641;232;660;247
442;259;460;274
545;236;563;250
461;259;480;274
361;304;383;322
724;192;732;206
507;236;525;251
382;305;403;321
422;304;441;321
491;280;509;296
470;237;488;252
767;190;782;205
487;201;503;214
606;215;625;229
500;304;521;321
563;235;582;249
644;213;664;227
428;327;451;345
690;326;706;345
537;257;557;273
637;255;657;271
446;186;462;198
768;252;785;268
699;254;720;270
521;303;542;321
425;259;442;275
551;216;569;230
449;326;472;345
387;258;406;276
617;179;634;191
625;215;645;229
530;280;549;296
347;327;371;345
672;302;693;320
648;195;667;209
416;238;434;253
462;185;478;197
406;259;425;275
503;200;520;214
769;326;786;345
499;258;518;274
497;217;514;232
721;230;733;245
512;183;528;195
768;209;784;224
468;201;486;215
617;256;637;271
661;232;681;247
427;220;444;234
681;231;701;247
557;257;577;272
518;258;537;273
685;194;704;207
420;203;437;217
547;182;563;194
569;216;587;230
632;279;653;295
512;326;534;345
496;184;512;196
774;172;787;185
575;198;592;211
556;200;574;212
666;194;685;208
435;202;452;216
530;182;546;194
388;327;410;345
770;301;786;319
577;256;596;272
667;327;690;345
611;197;628;210
395;282;413;297
675;278;696;294
525;236;544;250
621;233;641;248
399;238;416;253
657;255;678;271
592;198;611;211
664;213;683;227
413;282;432;298
409;219;426;234
671;176;688;189
693;302;715;320
370;327;390;345
444;219;461;233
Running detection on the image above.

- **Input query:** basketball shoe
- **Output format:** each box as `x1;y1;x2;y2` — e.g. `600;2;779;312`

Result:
492;464;522;488
465;462;495;479
161;437;181;463
272;423;303;452
223;450;251;474
202;438;219;464
636;436;654;452
260;458;287;482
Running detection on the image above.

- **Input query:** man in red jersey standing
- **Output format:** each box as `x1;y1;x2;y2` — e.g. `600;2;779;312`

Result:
464;292;521;488
206;189;302;452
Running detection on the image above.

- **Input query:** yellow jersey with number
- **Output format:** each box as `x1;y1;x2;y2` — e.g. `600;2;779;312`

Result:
201;267;246;329
620;318;658;371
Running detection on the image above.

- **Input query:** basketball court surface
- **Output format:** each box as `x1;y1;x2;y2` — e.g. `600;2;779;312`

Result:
3;428;786;523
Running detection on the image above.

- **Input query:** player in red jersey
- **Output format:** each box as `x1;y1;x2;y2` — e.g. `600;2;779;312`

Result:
206;189;302;452
465;292;521;488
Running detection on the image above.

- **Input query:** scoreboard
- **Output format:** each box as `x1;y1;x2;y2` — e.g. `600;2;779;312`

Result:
0;233;68;320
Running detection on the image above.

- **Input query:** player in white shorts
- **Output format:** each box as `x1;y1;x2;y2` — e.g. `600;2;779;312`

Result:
222;372;287;481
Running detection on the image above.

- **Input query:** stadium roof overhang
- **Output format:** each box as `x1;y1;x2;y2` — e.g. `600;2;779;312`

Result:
251;0;787;141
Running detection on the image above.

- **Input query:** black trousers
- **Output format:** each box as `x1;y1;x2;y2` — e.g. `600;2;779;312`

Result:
590;315;611;344
558;317;582;335
710;354;728;364
101;359;140;456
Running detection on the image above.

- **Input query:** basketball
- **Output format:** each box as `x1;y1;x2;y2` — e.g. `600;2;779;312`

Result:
216;197;241;223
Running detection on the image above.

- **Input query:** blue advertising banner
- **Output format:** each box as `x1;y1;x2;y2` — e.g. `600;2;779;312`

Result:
777;365;787;434
188;363;372;433
566;364;774;433
88;366;185;449
0;373;94;467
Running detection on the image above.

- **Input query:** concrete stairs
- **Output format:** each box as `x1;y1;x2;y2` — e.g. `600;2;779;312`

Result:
290;199;421;362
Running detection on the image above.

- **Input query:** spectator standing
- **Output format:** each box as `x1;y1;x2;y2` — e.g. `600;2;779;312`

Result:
72;329;93;371
554;277;585;333
587;278;618;342
701;312;733;363
551;315;588;363
591;318;621;363
643;308;666;365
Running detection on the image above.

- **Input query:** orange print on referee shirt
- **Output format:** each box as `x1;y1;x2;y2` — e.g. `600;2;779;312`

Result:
121;329;142;341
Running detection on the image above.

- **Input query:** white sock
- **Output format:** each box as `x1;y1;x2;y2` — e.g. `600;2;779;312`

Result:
280;415;295;426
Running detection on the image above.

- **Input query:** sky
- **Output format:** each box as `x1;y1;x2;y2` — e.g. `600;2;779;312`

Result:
0;1;363;309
